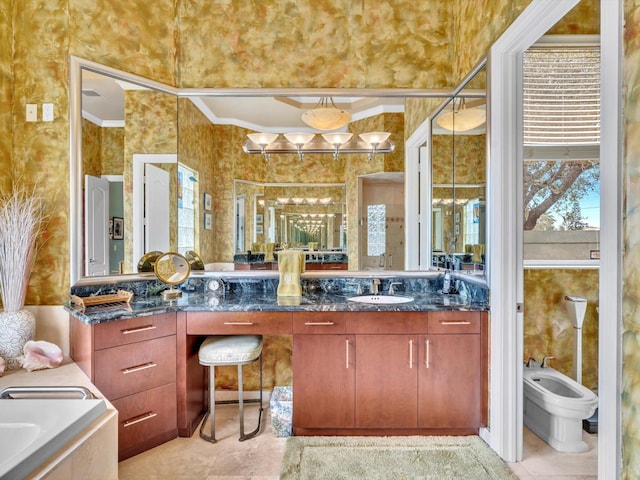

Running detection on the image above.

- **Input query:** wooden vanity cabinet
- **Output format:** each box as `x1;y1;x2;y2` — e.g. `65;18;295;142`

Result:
292;312;355;429
292;310;487;435
70;312;178;461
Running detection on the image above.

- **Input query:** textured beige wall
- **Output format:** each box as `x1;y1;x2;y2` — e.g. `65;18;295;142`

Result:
0;0;12;194
523;269;599;392
624;1;640;477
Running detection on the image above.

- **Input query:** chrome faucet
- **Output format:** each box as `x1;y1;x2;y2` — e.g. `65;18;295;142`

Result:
371;278;381;294
526;357;541;368
388;282;402;295
541;356;554;368
347;282;362;295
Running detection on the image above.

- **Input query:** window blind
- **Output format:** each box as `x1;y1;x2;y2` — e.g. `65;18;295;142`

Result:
523;47;600;145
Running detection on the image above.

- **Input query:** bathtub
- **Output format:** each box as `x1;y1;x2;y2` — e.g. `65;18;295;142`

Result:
0;398;107;479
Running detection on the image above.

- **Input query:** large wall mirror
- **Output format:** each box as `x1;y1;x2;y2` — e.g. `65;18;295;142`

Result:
430;63;487;273
70;56;485;283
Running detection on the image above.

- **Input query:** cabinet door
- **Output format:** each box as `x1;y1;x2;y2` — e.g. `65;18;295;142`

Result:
293;335;355;428
418;334;480;428
355;335;418;428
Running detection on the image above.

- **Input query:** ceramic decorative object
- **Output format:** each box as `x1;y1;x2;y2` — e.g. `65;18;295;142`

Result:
0;186;47;370
0;310;36;369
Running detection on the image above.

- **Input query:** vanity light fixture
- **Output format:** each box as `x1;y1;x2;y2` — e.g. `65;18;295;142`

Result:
244;132;394;160
247;132;279;161
321;132;353;160
436;98;486;132
359;132;392;160
301;97;351;131
284;132;316;161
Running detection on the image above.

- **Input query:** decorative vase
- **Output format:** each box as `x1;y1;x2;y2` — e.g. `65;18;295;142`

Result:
0;310;36;370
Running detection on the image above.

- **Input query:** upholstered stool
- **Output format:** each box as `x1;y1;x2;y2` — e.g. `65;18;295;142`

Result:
198;335;264;443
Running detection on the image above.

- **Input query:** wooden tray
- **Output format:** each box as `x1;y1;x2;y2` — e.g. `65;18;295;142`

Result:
71;290;134;311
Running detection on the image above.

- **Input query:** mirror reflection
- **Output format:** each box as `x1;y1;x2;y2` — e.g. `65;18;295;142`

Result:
430;65;487;273
73;59;488;280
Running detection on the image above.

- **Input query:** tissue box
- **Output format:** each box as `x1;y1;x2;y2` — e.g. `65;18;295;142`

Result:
270;386;293;437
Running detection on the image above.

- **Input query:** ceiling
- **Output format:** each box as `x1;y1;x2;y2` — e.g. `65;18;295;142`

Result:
81;71;405;131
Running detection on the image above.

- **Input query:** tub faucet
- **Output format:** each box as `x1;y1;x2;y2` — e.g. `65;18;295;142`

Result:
526;357;541;368
541;356;554;368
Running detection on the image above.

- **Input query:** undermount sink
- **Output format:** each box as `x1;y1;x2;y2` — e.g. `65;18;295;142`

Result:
347;294;414;304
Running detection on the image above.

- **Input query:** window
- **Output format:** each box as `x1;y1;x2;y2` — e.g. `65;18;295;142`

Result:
522;43;600;262
178;164;198;255
367;204;386;256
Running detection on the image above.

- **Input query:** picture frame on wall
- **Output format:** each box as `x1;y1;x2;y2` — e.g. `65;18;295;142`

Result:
204;213;212;230
256;224;264;234
204;193;212;211
113;217;124;240
256;213;263;224
108;218;113;239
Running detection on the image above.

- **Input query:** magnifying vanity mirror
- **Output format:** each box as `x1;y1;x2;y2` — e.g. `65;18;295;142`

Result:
70;56;488;284
154;252;191;300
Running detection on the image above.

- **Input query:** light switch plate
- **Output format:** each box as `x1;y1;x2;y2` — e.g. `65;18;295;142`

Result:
42;103;54;122
26;104;37;122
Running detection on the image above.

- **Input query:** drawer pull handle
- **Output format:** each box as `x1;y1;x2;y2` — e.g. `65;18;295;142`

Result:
304;321;335;326
121;325;156;335
409;339;414;369
440;321;471;325
345;339;350;369
223;321;254;326
123;411;157;428
425;339;431;369
122;362;157;375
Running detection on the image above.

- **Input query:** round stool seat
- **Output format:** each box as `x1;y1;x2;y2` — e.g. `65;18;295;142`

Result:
199;335;263;366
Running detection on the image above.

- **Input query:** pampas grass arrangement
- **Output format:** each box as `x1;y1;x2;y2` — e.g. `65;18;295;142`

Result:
0;186;48;312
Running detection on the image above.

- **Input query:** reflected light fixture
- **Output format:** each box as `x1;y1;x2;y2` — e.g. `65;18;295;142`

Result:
359;132;391;160
284;132;315;161
321;132;353;160
244;131;393;160
247;132;279;161
436;98;486;132
301;97;351;131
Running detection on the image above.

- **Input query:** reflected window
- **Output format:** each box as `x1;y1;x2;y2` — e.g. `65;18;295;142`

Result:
178;164;197;254
522;43;600;261
367;204;386;256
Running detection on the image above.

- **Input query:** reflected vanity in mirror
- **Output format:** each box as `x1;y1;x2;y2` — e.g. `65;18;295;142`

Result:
154;252;191;300
70;56;489;284
430;63;487;273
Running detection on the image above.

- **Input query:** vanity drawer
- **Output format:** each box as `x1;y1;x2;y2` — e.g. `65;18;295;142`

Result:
187;311;292;335
293;312;346;334
94;335;176;399
428;311;481;334
346;312;429;334
112;382;177;461
94;313;177;350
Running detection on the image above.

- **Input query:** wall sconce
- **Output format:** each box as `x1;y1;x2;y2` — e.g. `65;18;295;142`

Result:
284;132;316;161
359;132;391;160
247;132;279;161
321;132;353;160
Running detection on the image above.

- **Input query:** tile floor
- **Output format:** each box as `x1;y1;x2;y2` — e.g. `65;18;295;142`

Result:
118;403;597;479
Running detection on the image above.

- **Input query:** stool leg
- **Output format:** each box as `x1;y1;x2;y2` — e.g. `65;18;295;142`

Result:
199;365;217;443
238;353;264;441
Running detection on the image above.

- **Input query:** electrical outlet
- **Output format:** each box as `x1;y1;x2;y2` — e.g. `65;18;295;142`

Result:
42;103;54;122
26;104;37;122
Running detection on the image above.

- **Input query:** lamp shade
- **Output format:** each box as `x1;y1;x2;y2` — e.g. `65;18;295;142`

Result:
247;132;279;146
436;106;486;132
284;132;315;145
359;132;391;145
301;97;351;131
321;132;353;145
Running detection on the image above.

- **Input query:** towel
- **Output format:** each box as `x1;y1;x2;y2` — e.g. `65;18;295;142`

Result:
471;244;485;263
277;249;306;297
265;243;275;262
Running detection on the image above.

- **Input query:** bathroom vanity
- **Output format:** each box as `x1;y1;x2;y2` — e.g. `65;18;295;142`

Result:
68;272;488;459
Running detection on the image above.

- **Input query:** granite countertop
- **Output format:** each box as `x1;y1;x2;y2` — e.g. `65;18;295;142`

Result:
66;290;487;325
